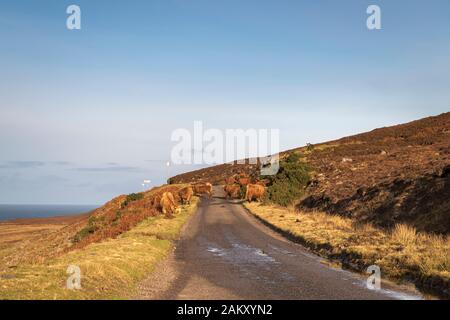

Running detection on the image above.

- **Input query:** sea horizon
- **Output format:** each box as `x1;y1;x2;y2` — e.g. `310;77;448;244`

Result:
0;204;99;222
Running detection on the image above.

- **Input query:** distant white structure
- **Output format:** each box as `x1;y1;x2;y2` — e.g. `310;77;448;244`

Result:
142;179;151;191
166;161;171;182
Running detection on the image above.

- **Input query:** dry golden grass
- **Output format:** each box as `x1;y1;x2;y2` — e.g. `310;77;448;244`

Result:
244;202;450;296
0;198;198;300
0;224;64;245
391;224;417;247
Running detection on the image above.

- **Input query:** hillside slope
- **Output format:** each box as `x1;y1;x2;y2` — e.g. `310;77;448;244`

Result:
0;184;187;269
170;112;450;234
0;184;198;299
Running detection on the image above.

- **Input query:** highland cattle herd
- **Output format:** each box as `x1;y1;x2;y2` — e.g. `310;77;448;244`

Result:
155;173;266;218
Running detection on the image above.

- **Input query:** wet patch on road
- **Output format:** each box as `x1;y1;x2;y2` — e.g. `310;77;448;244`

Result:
207;243;279;266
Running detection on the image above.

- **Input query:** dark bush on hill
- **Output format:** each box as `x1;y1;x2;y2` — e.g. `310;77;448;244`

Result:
262;153;311;207
121;193;144;209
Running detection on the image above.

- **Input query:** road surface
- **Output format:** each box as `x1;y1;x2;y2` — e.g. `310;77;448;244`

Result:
138;188;421;300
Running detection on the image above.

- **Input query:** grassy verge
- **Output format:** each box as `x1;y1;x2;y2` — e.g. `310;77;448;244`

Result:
244;202;450;298
0;198;198;300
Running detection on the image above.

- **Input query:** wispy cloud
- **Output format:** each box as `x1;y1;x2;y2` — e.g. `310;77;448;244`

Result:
0;161;46;169
36;175;69;183
50;161;71;166
0;161;72;169
73;166;142;173
72;182;93;188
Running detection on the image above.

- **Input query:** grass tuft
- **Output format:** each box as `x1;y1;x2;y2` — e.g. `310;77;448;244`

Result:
391;224;417;247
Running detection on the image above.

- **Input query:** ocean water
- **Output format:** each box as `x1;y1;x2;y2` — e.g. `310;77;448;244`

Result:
0;204;98;221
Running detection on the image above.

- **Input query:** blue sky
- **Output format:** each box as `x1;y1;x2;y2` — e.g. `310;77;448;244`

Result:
0;0;449;204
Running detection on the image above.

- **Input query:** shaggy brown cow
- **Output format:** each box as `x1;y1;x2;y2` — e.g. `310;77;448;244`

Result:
238;177;250;186
225;176;236;185
256;179;269;186
224;184;241;199
193;183;213;198
167;192;178;206
179;186;194;204
160;192;179;217
152;194;162;211
245;184;265;202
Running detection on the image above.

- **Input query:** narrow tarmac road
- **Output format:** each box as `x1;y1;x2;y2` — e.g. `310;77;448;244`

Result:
138;188;421;300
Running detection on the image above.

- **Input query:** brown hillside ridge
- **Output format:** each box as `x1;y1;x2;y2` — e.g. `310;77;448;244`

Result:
170;112;450;234
0;184;188;270
299;112;450;234
170;162;260;185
